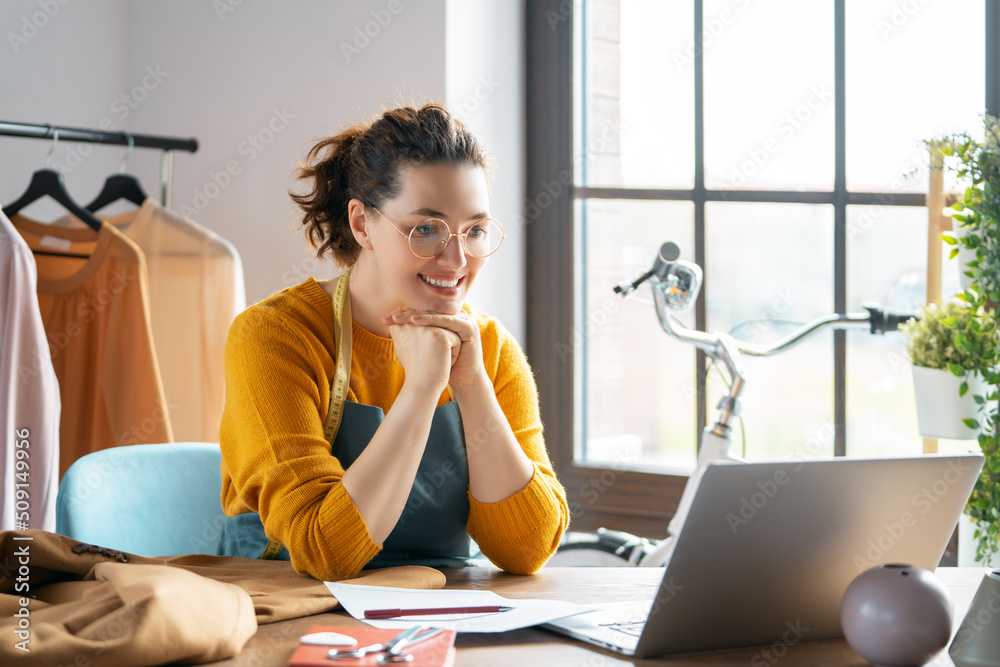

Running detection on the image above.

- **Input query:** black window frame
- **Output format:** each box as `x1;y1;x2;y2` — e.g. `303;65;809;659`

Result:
525;0;1000;536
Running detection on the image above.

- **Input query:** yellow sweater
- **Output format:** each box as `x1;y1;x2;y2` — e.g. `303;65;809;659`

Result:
220;278;568;580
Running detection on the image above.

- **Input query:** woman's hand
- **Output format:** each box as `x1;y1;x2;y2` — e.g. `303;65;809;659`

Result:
383;308;486;391
387;316;462;395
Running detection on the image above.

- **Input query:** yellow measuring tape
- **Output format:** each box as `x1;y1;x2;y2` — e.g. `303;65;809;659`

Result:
261;267;354;560
324;266;354;445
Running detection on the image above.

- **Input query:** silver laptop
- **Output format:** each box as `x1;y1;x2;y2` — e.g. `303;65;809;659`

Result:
545;454;984;658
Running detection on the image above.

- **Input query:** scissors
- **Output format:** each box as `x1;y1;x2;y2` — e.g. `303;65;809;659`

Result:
328;626;443;661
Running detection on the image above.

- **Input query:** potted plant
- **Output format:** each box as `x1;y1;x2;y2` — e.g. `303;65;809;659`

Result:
900;301;991;440
934;114;1000;565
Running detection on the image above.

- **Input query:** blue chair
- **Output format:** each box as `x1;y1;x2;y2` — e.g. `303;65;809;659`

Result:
56;442;226;557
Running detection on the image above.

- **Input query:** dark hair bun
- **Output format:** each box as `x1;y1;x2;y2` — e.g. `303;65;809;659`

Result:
291;102;488;266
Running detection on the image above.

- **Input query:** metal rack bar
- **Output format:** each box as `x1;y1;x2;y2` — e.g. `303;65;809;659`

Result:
0;120;197;207
160;151;175;209
0;120;198;153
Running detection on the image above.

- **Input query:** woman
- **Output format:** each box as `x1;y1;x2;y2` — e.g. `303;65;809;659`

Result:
217;102;569;581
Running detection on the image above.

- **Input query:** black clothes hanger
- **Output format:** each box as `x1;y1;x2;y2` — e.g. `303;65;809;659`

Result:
5;170;104;233
85;174;147;212
31;247;91;259
4;128;103;233
86;133;148;213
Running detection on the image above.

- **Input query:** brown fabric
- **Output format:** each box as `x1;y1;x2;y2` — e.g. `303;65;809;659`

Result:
0;530;447;666
4;562;256;667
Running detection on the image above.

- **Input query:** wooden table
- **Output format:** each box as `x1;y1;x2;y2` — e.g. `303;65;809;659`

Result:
207;566;992;666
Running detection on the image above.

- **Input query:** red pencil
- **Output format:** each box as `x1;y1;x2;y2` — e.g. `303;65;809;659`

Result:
364;605;514;619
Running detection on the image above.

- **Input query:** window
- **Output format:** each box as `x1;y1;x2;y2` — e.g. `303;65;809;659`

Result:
526;0;997;535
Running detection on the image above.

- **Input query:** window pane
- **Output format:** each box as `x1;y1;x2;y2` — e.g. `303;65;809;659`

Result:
706;203;835;459
575;0;695;188
846;0;985;193
845;205;962;456
704;0;835;191
579;199;697;470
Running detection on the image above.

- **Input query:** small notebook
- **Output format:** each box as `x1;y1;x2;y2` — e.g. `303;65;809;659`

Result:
284;625;457;667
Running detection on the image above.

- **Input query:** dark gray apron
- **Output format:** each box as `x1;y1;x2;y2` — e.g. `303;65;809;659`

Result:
218;398;477;568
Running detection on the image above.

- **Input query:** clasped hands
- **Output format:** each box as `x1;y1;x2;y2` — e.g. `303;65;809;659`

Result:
381;308;485;394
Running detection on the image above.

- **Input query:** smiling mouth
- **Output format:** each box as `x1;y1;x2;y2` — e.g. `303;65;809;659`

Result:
420;274;462;289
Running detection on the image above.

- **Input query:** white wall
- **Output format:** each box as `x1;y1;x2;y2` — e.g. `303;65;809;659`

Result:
445;0;526;340
1;0;129;221
1;0;526;341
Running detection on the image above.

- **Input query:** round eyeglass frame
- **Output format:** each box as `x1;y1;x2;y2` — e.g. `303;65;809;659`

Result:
367;204;505;259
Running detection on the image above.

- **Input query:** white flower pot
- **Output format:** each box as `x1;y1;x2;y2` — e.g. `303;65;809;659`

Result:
957;512;1000;568
911;365;984;440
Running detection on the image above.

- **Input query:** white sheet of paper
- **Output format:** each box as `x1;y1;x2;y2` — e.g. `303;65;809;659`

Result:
325;582;593;633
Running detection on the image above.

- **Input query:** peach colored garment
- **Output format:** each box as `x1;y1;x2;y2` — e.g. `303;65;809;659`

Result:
10;214;173;477
0;209;60;531
82;199;245;443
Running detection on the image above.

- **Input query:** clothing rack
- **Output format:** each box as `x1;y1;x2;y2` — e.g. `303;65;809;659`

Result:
0;120;198;209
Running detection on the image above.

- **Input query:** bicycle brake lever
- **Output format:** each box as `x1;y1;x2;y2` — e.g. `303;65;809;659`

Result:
864;303;918;335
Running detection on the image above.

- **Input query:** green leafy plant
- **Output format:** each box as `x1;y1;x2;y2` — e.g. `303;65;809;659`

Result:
933;114;1000;563
900;300;994;373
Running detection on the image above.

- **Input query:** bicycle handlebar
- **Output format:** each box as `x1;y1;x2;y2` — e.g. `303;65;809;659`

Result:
655;299;916;358
730;304;915;357
640;253;918;434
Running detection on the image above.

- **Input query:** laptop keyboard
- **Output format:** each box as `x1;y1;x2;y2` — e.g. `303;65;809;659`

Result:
600;620;646;637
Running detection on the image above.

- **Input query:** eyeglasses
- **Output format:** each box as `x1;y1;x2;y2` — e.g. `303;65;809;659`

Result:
368;205;505;259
